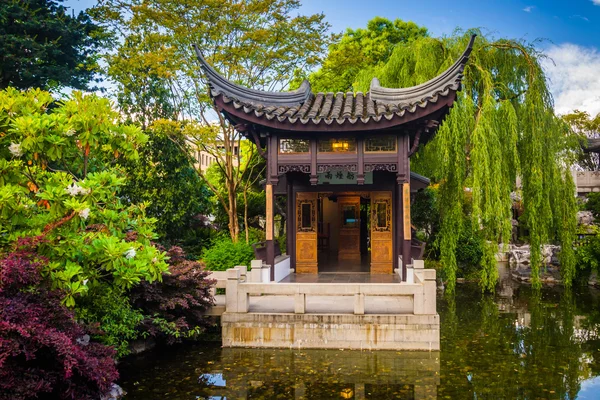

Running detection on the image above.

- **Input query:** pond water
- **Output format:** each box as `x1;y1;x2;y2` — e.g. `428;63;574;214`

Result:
119;282;600;399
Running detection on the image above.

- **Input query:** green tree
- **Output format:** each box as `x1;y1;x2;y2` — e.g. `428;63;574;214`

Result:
0;88;169;306
119;119;211;242
563;110;600;171
92;0;333;242
302;17;428;92
0;0;106;90
346;29;579;291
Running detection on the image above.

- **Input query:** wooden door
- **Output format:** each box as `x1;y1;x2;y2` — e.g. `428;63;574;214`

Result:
338;196;361;261
295;192;318;273
370;191;393;273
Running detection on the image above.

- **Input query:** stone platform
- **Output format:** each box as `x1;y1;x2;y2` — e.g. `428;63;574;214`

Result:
216;261;439;351
222;312;440;351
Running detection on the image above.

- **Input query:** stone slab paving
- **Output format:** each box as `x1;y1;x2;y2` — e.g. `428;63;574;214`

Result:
279;273;401;284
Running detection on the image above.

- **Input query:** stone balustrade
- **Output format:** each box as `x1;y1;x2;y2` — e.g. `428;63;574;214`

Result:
218;260;440;350
574;170;600;194
224;263;436;316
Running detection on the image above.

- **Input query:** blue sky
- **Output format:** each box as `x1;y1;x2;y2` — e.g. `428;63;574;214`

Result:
298;0;600;48
65;0;600;115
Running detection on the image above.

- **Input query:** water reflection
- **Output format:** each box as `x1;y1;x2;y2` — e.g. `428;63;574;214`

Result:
120;278;600;399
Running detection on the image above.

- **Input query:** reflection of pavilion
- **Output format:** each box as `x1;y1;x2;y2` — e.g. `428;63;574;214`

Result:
200;348;440;399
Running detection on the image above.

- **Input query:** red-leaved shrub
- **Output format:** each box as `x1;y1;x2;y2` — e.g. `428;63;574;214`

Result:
0;241;119;400
130;245;215;343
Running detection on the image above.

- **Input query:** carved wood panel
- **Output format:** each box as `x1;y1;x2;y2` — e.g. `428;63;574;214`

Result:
371;191;393;273
295;192;318;273
338;196;361;261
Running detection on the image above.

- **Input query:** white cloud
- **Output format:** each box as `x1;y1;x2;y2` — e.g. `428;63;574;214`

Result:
592;0;600;6
570;14;589;22
523;5;535;12
542;43;600;116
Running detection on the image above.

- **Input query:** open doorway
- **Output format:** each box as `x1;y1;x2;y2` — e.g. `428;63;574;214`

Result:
317;194;370;273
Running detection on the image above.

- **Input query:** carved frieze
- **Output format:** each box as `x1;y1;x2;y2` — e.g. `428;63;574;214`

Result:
278;164;310;174
316;164;358;173
364;163;398;173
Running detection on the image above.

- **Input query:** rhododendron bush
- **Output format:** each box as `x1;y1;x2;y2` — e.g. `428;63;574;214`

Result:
0;88;215;372
0;240;119;399
0;88;169;305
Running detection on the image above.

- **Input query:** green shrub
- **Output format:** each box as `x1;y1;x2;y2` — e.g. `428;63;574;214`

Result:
277;234;287;254
201;238;254;271
455;222;484;278
77;286;144;358
247;227;265;244
586;193;600;219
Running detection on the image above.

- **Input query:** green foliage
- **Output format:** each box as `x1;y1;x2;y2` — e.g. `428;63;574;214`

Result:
585;193;600;218
411;187;440;243
93;0;332;242
201;238;254;271
455;222;484;269
77;286;145;358
563;110;600;171
0;0;106;90
119;119;211;242
0;88;169;305
349;31;579;292
575;225;600;276
302;17;428;92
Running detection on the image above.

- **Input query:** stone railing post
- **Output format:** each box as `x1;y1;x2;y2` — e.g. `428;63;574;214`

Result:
250;260;262;282
354;293;365;315
413;260;436;315
261;263;271;283
406;263;414;284
294;293;306;314
234;266;249;312
225;268;240;313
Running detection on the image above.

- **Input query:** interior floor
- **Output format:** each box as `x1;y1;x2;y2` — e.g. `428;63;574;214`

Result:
317;250;370;273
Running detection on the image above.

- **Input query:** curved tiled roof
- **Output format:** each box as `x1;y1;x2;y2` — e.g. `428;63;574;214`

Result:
194;35;475;129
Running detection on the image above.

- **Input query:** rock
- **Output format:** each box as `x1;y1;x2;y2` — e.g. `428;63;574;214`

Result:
100;383;125;400
509;244;531;266
129;337;156;355
76;334;90;346
577;210;595;225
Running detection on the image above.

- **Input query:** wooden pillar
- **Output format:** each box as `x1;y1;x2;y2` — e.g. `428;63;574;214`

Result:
266;183;275;281
310;139;318;185
286;177;293;257
266;134;277;281
402;182;412;271
396;134;410;280
357;137;365;185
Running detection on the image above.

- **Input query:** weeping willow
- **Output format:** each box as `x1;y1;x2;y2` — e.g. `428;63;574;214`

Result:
355;31;579;292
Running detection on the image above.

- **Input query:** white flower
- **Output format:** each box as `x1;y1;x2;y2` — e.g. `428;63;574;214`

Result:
124;248;136;259
79;208;90;220
151;257;158;263
65;129;76;136
83;279;89;285
9;142;22;157
65;182;90;196
66;183;82;196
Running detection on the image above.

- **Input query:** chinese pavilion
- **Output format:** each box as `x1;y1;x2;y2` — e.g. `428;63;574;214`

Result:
195;35;475;281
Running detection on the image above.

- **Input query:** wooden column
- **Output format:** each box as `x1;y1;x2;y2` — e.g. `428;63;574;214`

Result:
310;139;318;185
286;177;293;258
266;183;275;281
266;135;277;281
357;137;365;185
402;182;412;271
396;134;410;280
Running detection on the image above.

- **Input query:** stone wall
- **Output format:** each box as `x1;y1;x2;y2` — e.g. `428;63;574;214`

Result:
221;313;440;351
